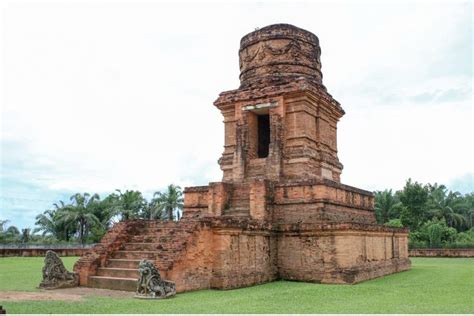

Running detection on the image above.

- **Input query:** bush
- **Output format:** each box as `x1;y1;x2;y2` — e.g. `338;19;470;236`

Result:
409;239;428;249
385;219;404;228
409;225;474;249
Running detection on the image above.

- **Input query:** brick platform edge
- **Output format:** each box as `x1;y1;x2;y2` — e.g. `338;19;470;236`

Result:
74;217;410;292
0;248;88;257
409;248;474;257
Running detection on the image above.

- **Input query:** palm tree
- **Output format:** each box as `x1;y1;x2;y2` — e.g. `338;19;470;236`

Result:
93;195;117;229
459;193;474;230
34;210;56;236
428;190;466;228
111;190;145;221
21;228;31;243
147;198;166;220
427;183;447;200
464;209;474;230
0;219;9;233
0;220;18;243
151;184;184;221
374;189;402;224
4;225;20;241
58;193;102;245
34;201;73;241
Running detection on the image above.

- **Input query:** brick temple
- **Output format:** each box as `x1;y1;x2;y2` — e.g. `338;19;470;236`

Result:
75;24;410;292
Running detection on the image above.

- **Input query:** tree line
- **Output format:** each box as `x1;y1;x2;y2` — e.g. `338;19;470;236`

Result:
1;179;473;248
375;179;474;248
0;184;183;245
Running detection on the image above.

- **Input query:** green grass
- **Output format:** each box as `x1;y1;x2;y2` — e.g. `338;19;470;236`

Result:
0;256;78;292
0;257;472;313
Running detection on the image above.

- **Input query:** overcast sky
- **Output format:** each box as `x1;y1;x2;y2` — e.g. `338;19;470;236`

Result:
1;1;472;230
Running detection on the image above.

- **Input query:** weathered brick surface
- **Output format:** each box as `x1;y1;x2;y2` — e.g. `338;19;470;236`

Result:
210;231;278;289
409;248;474;257
249;179;270;220
239;24;323;89
77;23;410;292
74;221;133;285
276;223;410;283
0;248;88;257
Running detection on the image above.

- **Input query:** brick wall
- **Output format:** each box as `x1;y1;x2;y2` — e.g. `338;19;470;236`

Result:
277;223;410;284
0;248;88;257
183;186;209;219
409;248;474;257
163;224;215;292
210;229;278;289
249;179;269;220
272;180;376;224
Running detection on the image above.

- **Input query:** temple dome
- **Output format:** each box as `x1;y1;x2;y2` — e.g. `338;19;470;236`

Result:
239;24;323;88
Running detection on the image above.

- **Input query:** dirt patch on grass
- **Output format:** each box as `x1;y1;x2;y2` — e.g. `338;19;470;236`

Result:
53;286;134;298
0;287;134;301
0;291;83;301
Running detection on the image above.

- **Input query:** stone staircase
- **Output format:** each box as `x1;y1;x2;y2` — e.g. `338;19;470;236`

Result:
247;158;266;178
86;221;199;291
222;183;250;217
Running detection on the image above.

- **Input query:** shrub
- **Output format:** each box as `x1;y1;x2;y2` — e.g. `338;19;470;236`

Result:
409;223;474;249
385;219;404;228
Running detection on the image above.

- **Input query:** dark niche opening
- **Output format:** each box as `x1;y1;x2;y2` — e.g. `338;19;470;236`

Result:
257;114;270;158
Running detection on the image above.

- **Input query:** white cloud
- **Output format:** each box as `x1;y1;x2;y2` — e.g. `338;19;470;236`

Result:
339;98;473;191
0;2;472;229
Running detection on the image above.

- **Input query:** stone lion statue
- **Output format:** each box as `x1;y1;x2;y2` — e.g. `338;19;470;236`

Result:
135;259;176;299
38;250;78;289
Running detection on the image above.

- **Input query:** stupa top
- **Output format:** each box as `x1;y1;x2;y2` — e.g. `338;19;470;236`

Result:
239;24;323;88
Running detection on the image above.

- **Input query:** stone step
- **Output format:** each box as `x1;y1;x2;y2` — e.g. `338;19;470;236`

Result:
231;184;250;195
106;259;142;269
231;192;250;198
88;276;137;292
129;235;188;243
112;250;158;260
142;227;189;232
222;213;250;217
122;243;162;251
247;170;265;178
229;183;251;210
247;172;265;178
144;221;180;226
83;220;201;292
129;231;188;243
120;245;187;254
231;190;250;196
139;233;189;239
230;200;250;208
129;236;154;243
246;160;266;177
111;251;180;263
222;207;250;217
97;267;139;279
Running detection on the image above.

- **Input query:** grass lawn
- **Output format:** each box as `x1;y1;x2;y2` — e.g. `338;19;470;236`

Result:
0;257;472;313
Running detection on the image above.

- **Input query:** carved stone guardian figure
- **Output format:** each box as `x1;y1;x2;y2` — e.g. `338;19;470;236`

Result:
135;259;176;299
38;250;79;289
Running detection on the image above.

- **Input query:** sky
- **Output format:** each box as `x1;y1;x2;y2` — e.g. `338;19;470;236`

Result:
0;1;472;230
